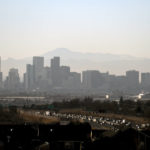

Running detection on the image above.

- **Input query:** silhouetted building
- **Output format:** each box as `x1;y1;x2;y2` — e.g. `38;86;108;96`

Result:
113;75;127;91
51;57;62;87
71;72;81;89
0;72;2;83
82;70;104;89
2;56;150;94
141;72;150;91
64;72;81;89
126;70;140;93
61;66;70;81
0;72;3;89
0;57;3;89
39;67;52;90
6;68;20;91
33;56;44;87
24;64;34;90
51;56;60;68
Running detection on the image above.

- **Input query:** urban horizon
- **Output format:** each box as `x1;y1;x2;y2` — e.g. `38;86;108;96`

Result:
0;55;150;78
1;1;150;149
0;56;150;95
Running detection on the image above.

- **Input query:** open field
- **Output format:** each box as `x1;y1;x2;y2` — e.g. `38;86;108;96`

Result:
19;111;59;124
0;109;59;124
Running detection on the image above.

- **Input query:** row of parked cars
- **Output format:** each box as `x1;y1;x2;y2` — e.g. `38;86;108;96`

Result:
39;111;150;131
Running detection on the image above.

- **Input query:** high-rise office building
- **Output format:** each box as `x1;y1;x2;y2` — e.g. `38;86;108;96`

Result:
141;73;150;85
33;56;44;85
51;57;61;87
82;70;103;89
24;64;34;90
0;57;3;89
0;56;1;72
0;57;2;82
33;56;44;68
62;72;81;89
126;70;139;90
141;72;150;90
111;75;127;91
70;72;81;89
51;57;60;69
0;72;3;84
43;67;52;86
61;66;70;81
7;68;20;90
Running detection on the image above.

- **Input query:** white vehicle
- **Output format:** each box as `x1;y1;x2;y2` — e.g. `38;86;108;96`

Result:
45;111;50;116
122;119;126;124
88;117;91;121
92;118;97;122
141;124;146;129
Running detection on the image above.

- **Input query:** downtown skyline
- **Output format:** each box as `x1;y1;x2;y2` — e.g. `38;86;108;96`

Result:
0;56;150;95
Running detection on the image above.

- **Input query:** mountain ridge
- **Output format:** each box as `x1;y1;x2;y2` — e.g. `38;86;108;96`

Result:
1;48;150;78
42;48;141;61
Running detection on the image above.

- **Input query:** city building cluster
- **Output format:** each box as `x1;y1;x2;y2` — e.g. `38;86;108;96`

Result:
0;56;150;94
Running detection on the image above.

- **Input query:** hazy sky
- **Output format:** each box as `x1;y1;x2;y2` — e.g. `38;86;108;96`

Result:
0;0;150;59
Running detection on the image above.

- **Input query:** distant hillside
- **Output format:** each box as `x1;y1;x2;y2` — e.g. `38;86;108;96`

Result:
43;48;137;61
2;48;150;78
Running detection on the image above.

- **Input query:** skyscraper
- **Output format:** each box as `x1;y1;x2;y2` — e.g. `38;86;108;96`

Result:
51;57;61;87
7;68;20;91
61;66;70;82
33;56;44;68
33;56;44;85
70;72;81;89
51;57;60;69
0;56;1;72
141;72;150;90
126;70;139;91
0;57;2;81
24;64;34;90
82;70;102;89
0;57;3;88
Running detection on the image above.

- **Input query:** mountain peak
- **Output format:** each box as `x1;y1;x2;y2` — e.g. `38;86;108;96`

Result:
52;48;71;53
43;48;138;61
43;48;73;57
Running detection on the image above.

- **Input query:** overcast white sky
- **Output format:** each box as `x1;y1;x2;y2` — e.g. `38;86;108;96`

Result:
0;0;150;59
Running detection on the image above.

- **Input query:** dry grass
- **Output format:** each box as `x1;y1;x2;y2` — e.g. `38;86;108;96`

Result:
20;112;59;124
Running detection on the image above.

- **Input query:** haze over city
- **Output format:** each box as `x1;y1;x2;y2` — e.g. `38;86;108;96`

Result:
1;1;150;149
0;0;150;59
